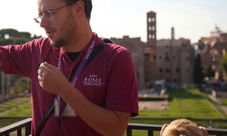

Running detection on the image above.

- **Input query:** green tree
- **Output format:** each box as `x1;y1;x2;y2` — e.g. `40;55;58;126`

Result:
0;28;31;38
198;40;205;50
203;65;215;80
10;77;30;96
0;28;41;45
0;28;19;38
193;54;204;87
0;38;31;45
219;53;227;78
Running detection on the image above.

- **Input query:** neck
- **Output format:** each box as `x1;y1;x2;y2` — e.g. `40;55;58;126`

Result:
62;24;93;52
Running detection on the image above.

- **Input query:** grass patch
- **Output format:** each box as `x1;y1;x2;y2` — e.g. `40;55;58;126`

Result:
2;103;32;117
218;98;227;106
138;88;222;118
133;88;227;129
0;96;31;117
201;93;227;119
1;88;227;130
0;95;31;127
124;130;160;136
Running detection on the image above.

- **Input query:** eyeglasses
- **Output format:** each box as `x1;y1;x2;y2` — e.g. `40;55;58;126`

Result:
34;2;76;23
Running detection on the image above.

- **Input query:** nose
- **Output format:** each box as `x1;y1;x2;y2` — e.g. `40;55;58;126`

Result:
39;17;50;28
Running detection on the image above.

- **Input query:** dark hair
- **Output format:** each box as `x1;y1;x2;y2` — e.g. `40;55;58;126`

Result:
64;0;92;20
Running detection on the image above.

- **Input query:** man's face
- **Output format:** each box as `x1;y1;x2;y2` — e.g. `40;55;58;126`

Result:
37;0;78;48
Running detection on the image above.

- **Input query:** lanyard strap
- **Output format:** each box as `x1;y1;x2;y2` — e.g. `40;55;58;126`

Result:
57;38;96;123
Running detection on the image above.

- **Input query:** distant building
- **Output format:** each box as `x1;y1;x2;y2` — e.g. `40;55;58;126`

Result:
144;11;158;87
156;31;194;85
200;26;227;45
111;11;195;89
143;45;157;88
146;11;157;46
200;26;227;81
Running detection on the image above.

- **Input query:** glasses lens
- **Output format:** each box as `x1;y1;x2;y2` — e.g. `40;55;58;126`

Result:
45;11;53;19
34;10;53;24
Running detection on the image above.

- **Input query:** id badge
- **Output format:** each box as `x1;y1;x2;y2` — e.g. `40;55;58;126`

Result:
54;98;77;117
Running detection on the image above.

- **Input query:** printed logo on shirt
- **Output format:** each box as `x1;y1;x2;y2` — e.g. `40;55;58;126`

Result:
81;74;105;86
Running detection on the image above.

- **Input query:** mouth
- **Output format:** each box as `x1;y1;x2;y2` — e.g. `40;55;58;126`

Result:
45;29;56;37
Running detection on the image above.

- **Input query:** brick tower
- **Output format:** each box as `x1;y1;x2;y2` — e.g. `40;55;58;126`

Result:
147;11;156;46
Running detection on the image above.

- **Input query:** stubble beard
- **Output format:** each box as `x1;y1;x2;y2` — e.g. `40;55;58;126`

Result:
50;11;77;48
50;38;65;48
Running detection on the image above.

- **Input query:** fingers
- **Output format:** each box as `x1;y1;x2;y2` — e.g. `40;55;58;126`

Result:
38;62;58;77
37;61;65;89
39;62;54;72
199;126;209;136
37;62;56;88
37;62;48;79
160;124;168;136
37;64;45;88
43;62;58;72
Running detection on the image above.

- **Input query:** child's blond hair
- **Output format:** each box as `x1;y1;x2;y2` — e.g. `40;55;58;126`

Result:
160;119;203;136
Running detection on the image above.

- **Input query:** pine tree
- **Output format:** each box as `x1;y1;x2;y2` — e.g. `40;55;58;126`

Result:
193;54;204;87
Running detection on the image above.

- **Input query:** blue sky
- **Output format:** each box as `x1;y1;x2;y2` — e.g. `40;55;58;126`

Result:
0;0;226;43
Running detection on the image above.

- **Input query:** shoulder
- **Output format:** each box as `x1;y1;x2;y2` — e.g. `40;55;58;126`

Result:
1;37;51;51
17;37;54;55
103;43;131;57
95;34;131;57
9;37;51;49
31;37;51;46
24;37;53;52
99;43;133;68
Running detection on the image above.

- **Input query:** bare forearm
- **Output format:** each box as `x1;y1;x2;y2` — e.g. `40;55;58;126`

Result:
61;86;130;136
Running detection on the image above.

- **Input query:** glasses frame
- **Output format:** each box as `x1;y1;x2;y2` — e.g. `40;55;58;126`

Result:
34;2;77;23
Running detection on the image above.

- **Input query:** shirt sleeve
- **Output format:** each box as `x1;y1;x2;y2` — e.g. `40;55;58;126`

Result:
0;38;48;77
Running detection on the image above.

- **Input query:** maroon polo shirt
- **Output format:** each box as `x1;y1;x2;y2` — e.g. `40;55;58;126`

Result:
0;33;138;136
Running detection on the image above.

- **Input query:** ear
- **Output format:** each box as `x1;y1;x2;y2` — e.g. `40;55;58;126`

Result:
74;1;84;14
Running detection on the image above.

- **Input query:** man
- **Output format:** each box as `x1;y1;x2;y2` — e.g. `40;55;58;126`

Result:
0;0;139;135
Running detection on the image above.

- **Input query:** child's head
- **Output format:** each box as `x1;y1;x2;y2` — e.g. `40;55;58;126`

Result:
160;119;203;136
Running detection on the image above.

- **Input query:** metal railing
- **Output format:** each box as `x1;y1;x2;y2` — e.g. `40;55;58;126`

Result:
0;118;31;136
0;118;227;136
